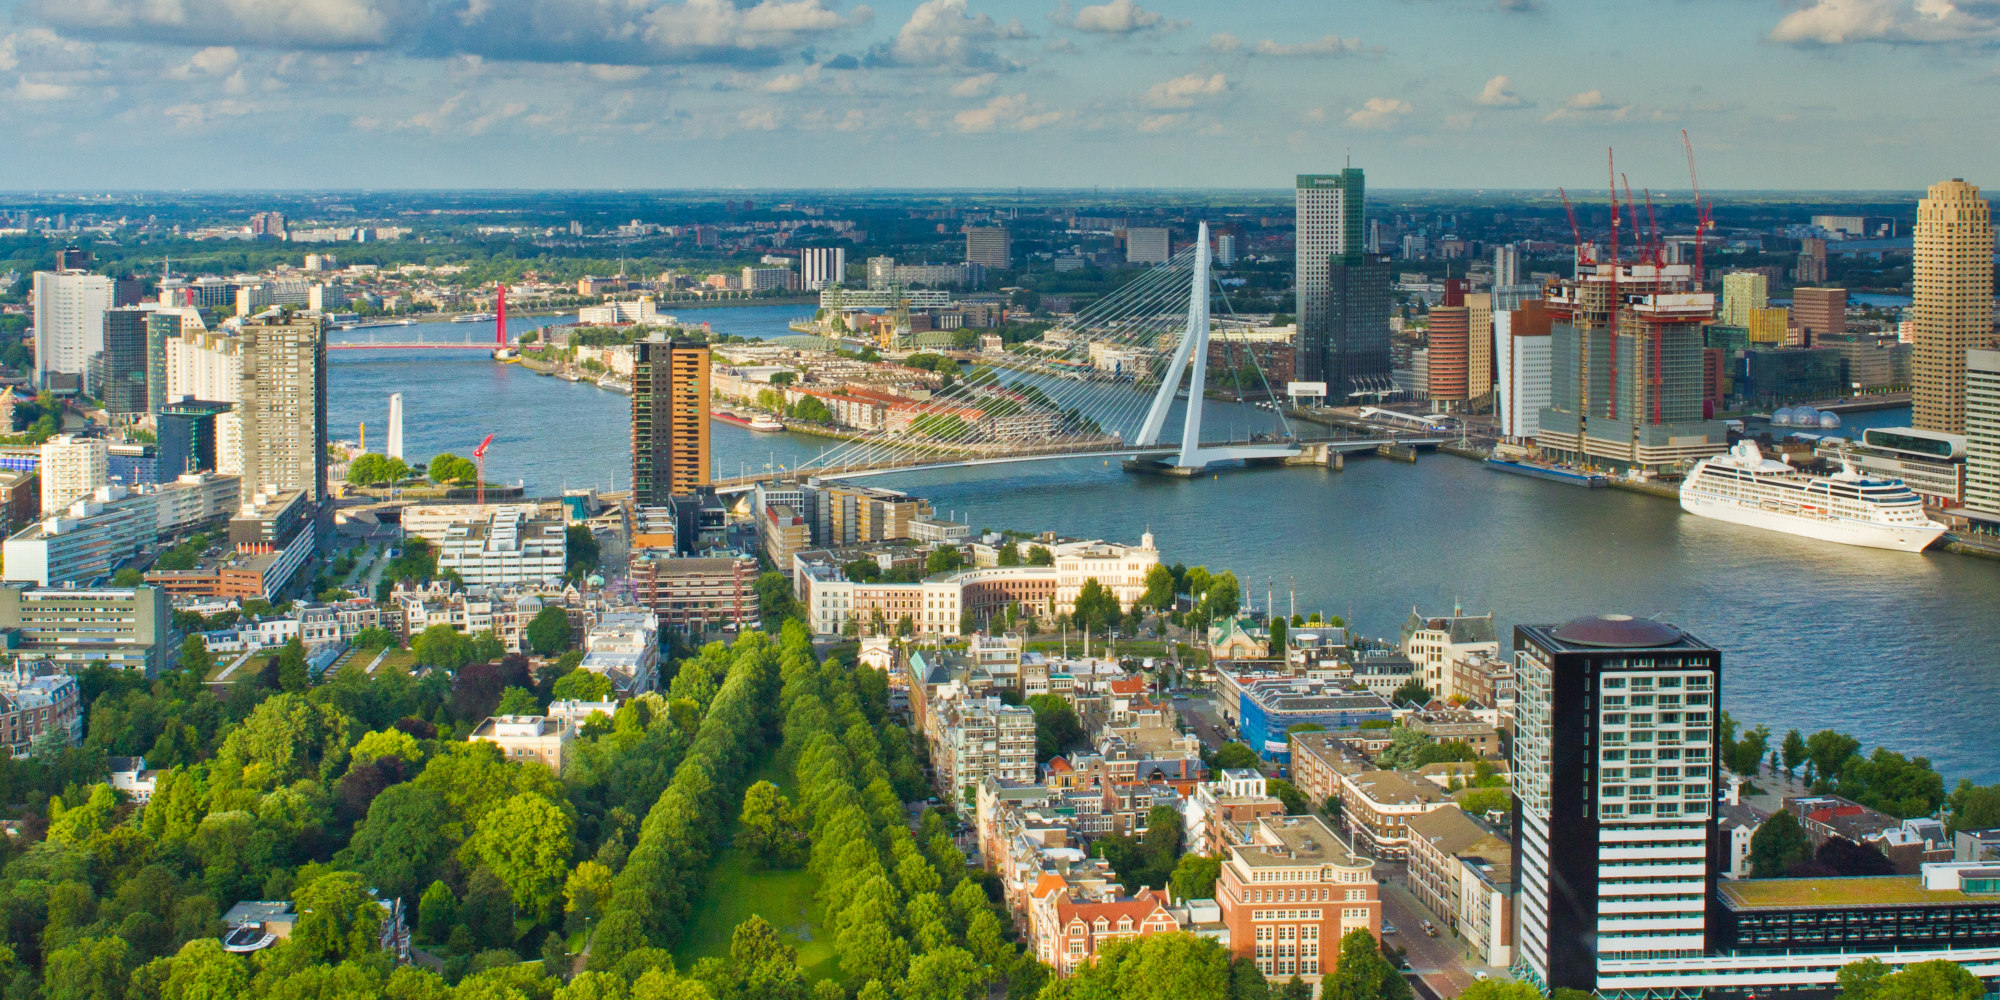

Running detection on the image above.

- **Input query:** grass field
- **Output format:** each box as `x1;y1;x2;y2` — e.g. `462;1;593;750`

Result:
672;758;839;982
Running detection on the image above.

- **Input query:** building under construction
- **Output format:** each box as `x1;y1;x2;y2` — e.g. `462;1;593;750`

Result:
1536;260;1727;475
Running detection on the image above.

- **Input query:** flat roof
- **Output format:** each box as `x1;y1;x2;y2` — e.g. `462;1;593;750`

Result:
1719;876;1985;910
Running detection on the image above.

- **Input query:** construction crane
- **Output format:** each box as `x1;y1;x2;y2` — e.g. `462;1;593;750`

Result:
1683;130;1714;281
1559;188;1587;265
473;433;494;506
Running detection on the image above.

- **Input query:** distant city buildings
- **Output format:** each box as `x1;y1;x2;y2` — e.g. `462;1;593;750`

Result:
965;227;1012;270
1125;227;1171;265
800;246;847;290
1912;179;1993;435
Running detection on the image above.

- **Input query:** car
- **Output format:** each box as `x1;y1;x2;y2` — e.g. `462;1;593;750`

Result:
1421;920;1437;937
1473;972;1489;982
1381;922;1398;935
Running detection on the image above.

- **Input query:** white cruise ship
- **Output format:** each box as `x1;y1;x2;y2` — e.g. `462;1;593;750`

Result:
1679;441;1946;552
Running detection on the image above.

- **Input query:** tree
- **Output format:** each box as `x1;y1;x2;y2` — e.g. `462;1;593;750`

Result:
1948;780;2000;834
428;452;478;484
904;946;986;1000
1806;730;1862;785
1457;983;1543;1000
1839;958;1985;1000
277;635;310;692
1201;571;1241;619
413;624;473;671
471;792;575;921
1171;854;1222;901
566;526;600;582
496;686;541;716
1838;748;1947;819
161;938;249;1000
1323;927;1410;1000
112;567;144;587
292;870;387;964
1210;743;1261;772
178;634;212;678
1816;836;1896;877
997;544;1022;567
552;669;614;703
1781;729;1808;776
1025;545;1053;566
1268;616;1287;655
1266;778;1309;815
1749;810;1814;878
417;881;458;944
925;547;965;575
340;783;456;904
1390;680;1433;708
1066;934;1230;1000
1731;723;1772;776
1140;564;1175;610
1026;693;1085;763
736;781;807;869
1072;578;1122;632
1279;978;1312;1000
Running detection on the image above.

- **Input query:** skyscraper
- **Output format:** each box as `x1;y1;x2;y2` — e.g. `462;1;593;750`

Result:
1791;286;1847;343
32;270;112;388
1513;615;1720;994
1496;298;1552;441
632;335;710;505
1913;179;1994;434
1967;349;2000;518
1426;305;1470;408
1493;243;1522;287
39;434;107;512
964;227;1011;270
157;399;233;478
1296;170;1390;401
238;315;328;503
1719;271;1767;329
800;247;847;290
166;329;244;476
92;307;150;418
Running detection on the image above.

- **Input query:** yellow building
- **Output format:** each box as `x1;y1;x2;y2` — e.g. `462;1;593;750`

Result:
1466;292;1493;405
1747;307;1791;346
1913;179;1995;434
1721;271;1769;329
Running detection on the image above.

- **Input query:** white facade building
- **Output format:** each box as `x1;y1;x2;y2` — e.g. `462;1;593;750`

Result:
39;435;108;513
166;329;246;476
1967;349;2000;518
580;611;661;697
33;271;112;386
801;247;847;290
436;506;568;587
1496;309;1552;442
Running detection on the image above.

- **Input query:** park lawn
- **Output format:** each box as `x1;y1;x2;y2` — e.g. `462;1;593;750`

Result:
672;758;839;983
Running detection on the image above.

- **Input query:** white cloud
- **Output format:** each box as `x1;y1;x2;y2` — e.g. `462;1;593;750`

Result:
1543;88;1633;122
1054;0;1167;34
190;46;241;75
1206;32;1242;53
1475;74;1522;107
738;106;782;130
954;92;1060;131
892;0;1029;68
1145;71;1227;107
950;71;998;96
1770;0;2000;44
1345;97;1412;128
1252;34;1374;57
28;0;872;66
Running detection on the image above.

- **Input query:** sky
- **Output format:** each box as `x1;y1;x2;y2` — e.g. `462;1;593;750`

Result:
0;0;1996;191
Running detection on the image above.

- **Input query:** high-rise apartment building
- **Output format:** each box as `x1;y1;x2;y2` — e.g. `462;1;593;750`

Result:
800;247;847;290
32;270;112;388
1426;305;1471;407
1125;227;1171;264
1913;179;1994;434
1496;299;1552;441
964;227;1011;270
1791;286;1846;343
1467;292;1493;405
1296;171;1390;401
39;434;107;512
632;336;710;505
238;315;328;503
1747;307;1791;347
1968;349;2000;518
1719;271;1767;329
1494;243;1522;288
1513;615;1720;994
144;310;203;414
92;307;150;417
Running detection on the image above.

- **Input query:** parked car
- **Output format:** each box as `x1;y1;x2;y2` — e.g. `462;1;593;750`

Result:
1421;919;1437;937
1382;922;1398;935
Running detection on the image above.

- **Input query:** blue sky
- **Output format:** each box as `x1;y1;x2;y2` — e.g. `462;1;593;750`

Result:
0;0;1994;190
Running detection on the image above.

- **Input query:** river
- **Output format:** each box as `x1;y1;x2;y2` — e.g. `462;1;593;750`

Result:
328;307;2000;783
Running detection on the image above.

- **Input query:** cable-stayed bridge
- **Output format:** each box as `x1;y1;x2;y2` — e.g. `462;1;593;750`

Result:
717;222;1442;493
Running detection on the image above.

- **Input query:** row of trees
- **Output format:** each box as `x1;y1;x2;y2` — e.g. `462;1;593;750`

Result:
590;632;779;963
1722;715;1949;820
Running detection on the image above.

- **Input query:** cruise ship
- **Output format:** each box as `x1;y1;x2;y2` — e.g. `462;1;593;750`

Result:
1679;441;1946;552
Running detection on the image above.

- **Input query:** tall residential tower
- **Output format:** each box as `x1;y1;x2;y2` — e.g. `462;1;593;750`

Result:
238;315;328;503
632;336;710;505
1913;179;1994;434
1295;170;1390;402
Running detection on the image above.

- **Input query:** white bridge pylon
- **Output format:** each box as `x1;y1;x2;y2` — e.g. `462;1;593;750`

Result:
1131;221;1300;471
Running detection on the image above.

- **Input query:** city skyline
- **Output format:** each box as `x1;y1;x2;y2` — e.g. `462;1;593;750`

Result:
3;0;1998;191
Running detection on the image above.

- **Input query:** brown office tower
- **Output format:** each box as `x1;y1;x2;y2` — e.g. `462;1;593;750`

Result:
1791;286;1847;345
632;336;710;505
1426;305;1471;408
1913;179;1993;434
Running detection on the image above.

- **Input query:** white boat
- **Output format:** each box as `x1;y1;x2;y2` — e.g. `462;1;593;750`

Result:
1679;441;1946;553
453;313;497;324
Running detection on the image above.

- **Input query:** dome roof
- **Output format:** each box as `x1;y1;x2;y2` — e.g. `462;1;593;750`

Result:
1552;614;1682;648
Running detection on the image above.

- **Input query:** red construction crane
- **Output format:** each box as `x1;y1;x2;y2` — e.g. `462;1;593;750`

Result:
1559;188;1587;265
1683;130;1714;282
495;284;508;347
473;433;494;506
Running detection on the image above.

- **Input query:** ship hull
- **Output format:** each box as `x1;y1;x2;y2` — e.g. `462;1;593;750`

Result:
1678;493;1944;552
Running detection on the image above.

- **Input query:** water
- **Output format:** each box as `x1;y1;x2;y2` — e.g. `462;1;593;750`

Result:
329;307;2000;784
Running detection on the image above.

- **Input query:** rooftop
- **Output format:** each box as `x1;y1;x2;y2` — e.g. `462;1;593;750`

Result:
1718;876;1985;910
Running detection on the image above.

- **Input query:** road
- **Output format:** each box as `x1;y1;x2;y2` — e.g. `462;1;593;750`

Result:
1174;694;1232;751
1377;870;1484;999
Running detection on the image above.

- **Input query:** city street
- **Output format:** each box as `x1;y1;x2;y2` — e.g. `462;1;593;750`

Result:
1173;694;1231;751
1376;869;1500;999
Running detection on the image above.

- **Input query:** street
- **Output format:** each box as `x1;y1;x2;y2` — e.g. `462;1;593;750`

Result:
1173;693;1232;751
1376;868;1501;999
